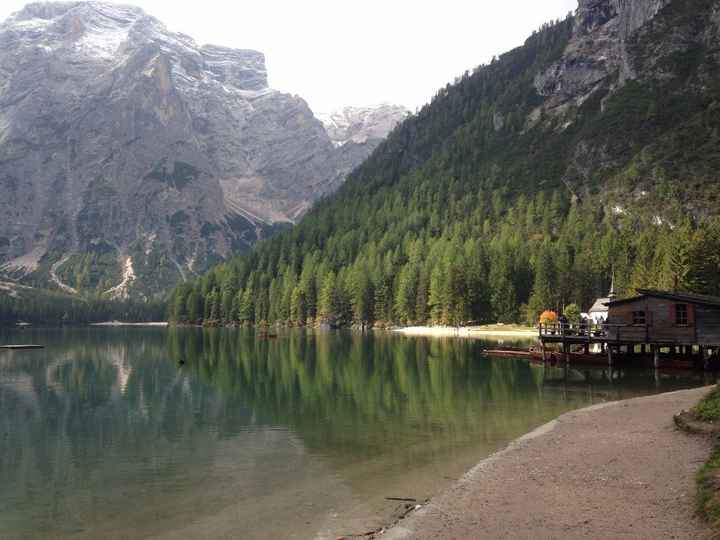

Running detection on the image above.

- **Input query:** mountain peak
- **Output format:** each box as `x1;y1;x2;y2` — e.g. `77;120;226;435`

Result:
0;1;402;298
9;1;147;25
534;0;671;117
575;0;670;38
200;45;267;91
317;103;409;147
4;2;155;64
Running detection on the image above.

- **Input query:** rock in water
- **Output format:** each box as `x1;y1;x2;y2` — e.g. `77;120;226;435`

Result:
0;2;403;298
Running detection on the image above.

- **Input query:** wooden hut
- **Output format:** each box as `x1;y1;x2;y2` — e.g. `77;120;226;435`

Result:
605;289;720;348
538;288;720;370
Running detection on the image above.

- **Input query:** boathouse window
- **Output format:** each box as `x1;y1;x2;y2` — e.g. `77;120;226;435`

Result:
675;304;688;325
632;311;646;325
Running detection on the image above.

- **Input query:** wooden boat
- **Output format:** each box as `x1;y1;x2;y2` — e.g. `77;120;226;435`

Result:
483;347;713;371
482;349;532;359
0;344;44;350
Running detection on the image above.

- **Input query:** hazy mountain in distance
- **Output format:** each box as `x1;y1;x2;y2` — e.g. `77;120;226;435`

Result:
315;104;409;193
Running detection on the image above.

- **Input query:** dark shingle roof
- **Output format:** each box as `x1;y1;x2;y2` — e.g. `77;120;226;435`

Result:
606;289;720;308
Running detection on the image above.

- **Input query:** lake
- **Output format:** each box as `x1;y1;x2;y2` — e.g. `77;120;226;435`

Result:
0;327;712;539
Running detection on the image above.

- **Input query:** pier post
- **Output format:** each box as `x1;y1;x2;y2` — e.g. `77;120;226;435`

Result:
653;345;660;369
607;345;613;367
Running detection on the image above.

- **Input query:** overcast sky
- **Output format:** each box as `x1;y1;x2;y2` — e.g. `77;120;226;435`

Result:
1;0;578;112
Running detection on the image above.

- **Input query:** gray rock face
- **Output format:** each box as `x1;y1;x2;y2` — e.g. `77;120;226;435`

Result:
315;104;409;194
611;0;669;40
532;0;718;202
534;0;671;114
0;2;396;297
317;104;409;147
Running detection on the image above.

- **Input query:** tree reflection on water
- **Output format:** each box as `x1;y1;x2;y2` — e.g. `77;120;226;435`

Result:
0;328;707;539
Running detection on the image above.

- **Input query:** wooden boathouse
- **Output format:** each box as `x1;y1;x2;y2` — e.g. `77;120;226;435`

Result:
539;289;720;370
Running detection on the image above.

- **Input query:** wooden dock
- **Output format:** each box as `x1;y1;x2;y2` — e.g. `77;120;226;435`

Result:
483;345;703;371
537;321;719;371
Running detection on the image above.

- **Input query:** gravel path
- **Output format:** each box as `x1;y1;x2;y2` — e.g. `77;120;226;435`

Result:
383;386;715;540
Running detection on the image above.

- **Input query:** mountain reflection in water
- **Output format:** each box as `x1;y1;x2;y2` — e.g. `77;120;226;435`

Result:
0;328;709;539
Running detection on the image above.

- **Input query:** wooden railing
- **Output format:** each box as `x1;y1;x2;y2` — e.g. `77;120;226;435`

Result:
539;322;650;342
538;322;607;338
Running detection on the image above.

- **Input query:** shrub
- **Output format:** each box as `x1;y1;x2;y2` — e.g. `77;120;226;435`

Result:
564;304;581;324
539;310;558;325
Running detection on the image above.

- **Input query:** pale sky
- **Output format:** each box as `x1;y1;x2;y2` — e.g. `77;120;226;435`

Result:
0;0;578;113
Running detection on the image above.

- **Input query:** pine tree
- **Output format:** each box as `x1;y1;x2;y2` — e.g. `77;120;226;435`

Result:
528;241;556;316
349;266;373;326
186;290;200;323
238;287;255;323
686;220;720;295
318;271;339;322
395;263;418;324
290;286;306;325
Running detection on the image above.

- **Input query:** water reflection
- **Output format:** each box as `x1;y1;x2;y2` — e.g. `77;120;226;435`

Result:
0;328;709;539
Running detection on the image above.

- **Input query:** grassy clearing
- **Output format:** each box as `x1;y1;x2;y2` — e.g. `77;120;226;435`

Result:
693;386;720;531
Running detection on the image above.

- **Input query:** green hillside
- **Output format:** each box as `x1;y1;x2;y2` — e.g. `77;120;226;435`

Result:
170;2;720;328
0;284;165;326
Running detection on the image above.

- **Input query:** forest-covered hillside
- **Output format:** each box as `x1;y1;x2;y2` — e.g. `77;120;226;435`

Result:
0;284;165;326
169;1;720;328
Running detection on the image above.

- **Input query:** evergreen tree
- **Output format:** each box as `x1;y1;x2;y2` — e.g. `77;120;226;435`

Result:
318;271;339;322
186;290;200;323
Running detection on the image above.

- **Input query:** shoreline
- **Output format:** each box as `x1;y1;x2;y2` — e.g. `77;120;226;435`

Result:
89;321;168;327
392;325;537;338
380;386;715;539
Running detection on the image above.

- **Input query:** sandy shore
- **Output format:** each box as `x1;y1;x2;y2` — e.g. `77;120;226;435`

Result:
393;326;537;338
90;321;168;327
382;386;715;540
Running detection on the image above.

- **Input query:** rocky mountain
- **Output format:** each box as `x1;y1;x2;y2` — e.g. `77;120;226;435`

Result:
170;0;720;328
315;104;409;193
317;104;409;147
533;0;670;116
0;2;402;299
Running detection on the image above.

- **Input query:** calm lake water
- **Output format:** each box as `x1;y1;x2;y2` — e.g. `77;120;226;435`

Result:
0;327;712;539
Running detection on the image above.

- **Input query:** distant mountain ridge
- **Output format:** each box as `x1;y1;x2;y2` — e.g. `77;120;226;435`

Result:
0;1;405;299
317;104;409;147
314;104;410;196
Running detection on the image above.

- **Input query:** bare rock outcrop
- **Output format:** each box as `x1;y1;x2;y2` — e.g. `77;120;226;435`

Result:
534;0;671;114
